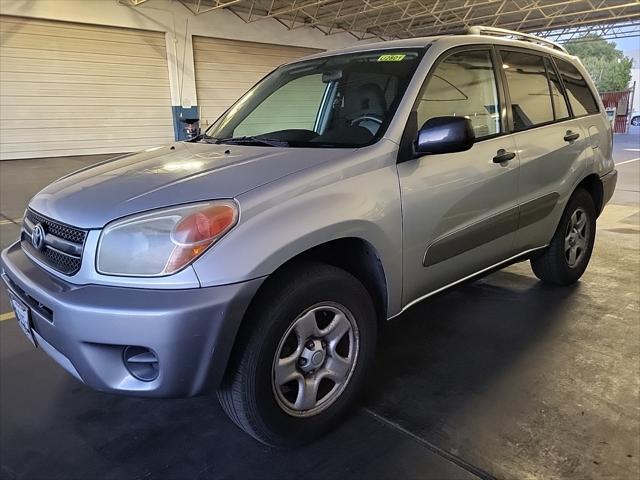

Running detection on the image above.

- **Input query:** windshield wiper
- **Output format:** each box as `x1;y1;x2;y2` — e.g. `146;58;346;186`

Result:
190;132;216;143
214;136;289;147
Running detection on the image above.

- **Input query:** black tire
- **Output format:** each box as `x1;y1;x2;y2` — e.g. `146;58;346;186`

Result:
530;188;596;285
217;262;377;446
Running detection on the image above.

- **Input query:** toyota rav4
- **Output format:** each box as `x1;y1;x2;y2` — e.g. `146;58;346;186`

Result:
1;27;617;446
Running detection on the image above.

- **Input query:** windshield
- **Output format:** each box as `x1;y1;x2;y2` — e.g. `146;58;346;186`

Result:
204;48;425;148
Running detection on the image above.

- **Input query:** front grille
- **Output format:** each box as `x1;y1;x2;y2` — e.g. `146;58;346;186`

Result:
21;209;87;276
26;210;86;244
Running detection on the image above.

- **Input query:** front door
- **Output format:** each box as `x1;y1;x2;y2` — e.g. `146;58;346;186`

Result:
398;47;520;306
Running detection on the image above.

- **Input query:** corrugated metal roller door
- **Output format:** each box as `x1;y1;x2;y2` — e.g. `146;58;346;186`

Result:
0;16;174;160
193;36;322;128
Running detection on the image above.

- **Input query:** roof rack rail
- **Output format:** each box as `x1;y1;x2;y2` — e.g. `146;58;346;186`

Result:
466;26;568;54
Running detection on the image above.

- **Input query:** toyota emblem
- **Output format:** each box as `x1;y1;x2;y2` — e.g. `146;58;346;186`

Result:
31;223;46;251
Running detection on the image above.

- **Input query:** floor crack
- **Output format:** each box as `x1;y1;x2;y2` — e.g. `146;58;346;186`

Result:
363;407;497;480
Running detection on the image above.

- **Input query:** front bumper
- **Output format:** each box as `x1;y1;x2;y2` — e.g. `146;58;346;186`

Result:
1;242;264;397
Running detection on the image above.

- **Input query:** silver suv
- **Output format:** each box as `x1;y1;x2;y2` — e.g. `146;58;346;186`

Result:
1;28;617;446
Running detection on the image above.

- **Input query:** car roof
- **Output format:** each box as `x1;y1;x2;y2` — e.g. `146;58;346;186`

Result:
290;34;577;65
291;37;438;62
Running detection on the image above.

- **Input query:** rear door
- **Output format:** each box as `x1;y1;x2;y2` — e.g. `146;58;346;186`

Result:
398;47;520;306
497;48;587;251
553;57;612;175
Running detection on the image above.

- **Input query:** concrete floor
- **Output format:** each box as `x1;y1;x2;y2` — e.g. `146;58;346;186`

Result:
0;133;638;480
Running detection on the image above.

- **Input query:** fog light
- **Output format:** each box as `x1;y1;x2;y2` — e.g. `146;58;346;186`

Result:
123;346;159;382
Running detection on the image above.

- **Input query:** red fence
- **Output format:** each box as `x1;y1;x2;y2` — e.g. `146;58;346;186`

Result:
600;88;634;133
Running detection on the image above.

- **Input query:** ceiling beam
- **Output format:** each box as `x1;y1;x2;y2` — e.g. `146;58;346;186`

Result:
172;0;640;42
178;0;245;15
380;1;640;37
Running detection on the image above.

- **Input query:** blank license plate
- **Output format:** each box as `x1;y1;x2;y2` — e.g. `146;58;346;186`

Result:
9;293;36;347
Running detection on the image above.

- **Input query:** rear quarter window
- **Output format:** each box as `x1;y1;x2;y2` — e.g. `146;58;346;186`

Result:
554;58;600;116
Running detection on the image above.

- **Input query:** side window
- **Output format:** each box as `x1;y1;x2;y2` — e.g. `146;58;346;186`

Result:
544;57;570;120
501;50;554;130
417;49;501;139
554;58;600;116
234;74;326;137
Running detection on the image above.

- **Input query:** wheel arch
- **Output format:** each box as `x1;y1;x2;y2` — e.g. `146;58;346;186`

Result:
214;237;390;394
575;173;604;216
250;236;389;325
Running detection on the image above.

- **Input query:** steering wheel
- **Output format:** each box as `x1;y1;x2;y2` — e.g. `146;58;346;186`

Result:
350;115;383;127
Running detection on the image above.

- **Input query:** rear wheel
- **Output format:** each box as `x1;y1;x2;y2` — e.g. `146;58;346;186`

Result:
217;262;377;446
530;188;596;285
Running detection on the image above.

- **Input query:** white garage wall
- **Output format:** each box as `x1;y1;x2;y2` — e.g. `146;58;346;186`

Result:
0;0;369;111
0;15;175;160
0;0;370;159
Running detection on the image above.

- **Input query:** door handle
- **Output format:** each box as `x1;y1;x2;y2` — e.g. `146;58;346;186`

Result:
564;130;580;142
493;149;516;163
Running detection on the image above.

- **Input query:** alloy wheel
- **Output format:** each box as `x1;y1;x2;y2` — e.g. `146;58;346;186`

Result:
272;302;359;417
565;207;589;268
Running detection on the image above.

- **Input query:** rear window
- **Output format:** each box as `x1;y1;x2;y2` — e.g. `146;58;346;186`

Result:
501;50;554;130
554;58;600;116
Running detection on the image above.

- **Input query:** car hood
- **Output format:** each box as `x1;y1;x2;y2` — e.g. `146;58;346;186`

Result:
29;142;348;228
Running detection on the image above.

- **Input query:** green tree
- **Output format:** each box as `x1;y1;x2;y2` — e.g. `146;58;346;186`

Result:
564;35;633;92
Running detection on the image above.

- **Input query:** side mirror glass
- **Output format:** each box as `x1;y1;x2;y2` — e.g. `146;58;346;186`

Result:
415;116;475;156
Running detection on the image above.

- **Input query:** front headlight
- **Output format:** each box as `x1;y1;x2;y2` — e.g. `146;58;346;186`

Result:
97;201;238;276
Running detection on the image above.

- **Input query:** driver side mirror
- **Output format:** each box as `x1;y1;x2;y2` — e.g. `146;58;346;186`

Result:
415;116;475;156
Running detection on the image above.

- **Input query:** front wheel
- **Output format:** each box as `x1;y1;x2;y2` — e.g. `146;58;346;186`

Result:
530;188;597;285
217;262;377;446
